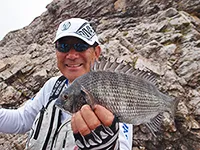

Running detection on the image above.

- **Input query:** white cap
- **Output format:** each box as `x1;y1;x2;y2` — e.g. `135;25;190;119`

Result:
53;18;99;45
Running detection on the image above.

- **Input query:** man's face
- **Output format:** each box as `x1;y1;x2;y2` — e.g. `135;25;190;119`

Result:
56;37;101;83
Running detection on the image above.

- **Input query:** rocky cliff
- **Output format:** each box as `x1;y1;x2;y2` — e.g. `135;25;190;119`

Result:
0;0;200;149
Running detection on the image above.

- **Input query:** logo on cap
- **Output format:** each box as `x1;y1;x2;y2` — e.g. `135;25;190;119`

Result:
61;22;71;31
76;23;95;40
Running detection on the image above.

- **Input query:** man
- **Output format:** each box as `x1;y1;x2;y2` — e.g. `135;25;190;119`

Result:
0;18;133;149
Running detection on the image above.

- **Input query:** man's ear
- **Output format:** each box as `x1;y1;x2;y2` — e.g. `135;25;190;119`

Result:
94;45;101;60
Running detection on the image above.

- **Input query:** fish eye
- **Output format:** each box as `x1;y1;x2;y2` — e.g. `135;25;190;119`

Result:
62;94;68;99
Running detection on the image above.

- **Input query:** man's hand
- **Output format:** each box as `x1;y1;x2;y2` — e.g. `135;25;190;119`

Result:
71;104;119;150
71;104;114;135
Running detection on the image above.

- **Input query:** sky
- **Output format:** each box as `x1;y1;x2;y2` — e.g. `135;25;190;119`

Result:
0;0;53;40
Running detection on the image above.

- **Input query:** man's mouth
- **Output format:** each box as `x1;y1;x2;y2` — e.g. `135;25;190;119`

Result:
66;64;82;67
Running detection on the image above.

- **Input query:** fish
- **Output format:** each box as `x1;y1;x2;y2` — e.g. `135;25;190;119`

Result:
55;57;178;135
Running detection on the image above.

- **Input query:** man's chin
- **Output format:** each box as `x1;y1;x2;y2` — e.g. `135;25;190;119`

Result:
64;72;86;82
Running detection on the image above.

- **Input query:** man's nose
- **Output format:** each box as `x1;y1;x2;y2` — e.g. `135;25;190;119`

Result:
65;49;79;59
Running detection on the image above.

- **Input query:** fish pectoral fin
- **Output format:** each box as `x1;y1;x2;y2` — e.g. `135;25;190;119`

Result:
81;86;95;109
145;113;164;137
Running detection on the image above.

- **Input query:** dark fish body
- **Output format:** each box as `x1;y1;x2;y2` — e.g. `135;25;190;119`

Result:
56;58;178;133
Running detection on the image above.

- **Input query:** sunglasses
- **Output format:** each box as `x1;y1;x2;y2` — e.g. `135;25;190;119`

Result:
55;42;97;53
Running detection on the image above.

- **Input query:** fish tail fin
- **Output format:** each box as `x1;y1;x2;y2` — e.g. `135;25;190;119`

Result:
171;97;179;117
167;97;179;132
145;113;164;137
161;93;179;118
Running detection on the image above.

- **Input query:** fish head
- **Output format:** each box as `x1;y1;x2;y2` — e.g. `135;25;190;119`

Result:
55;82;87;113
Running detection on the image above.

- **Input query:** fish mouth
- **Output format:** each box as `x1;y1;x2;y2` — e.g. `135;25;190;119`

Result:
55;98;73;115
55;98;64;109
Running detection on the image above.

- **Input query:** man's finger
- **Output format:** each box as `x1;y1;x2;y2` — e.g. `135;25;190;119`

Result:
94;105;114;126
72;111;91;136
71;114;78;133
80;105;101;130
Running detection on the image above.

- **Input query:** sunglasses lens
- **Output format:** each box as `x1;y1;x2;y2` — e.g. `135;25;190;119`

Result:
57;44;70;52
56;43;92;53
74;43;90;52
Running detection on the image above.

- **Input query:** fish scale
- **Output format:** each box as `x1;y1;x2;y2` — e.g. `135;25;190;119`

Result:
55;58;178;134
84;72;158;116
82;72;161;111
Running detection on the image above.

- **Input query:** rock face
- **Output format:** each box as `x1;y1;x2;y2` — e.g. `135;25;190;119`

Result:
0;0;200;149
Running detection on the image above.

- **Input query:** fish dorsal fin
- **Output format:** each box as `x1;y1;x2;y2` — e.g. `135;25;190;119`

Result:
131;69;158;86
92;56;159;86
